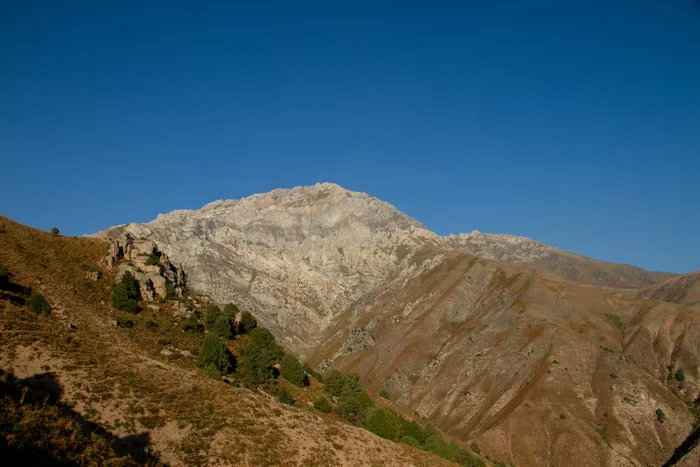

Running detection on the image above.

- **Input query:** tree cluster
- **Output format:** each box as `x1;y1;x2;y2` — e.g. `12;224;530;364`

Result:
110;272;140;314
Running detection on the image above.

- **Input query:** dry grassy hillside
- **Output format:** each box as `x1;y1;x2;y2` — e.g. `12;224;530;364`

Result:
309;254;700;466
636;272;700;307
0;216;462;466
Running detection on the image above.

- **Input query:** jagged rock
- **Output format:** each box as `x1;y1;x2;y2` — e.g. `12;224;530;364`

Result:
107;234;185;302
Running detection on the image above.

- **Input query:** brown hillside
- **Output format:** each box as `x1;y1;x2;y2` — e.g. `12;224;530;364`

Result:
309;253;700;467
0;216;460;466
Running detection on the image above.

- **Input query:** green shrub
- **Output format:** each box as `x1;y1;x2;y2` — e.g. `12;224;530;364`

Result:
278;388;295;406
165;283;178;300
27;293;51;316
400;419;426;444
239;311;257;334
201;363;222;380
605;314;623;329
314;396;332;413
281;354;308;387
144;319;159;329
470;442;480;454
609;373;618;379
110;272;140;313
323;370;346;397
223;303;239;315
144;252;161;265
212;314;236;340
400;435;420;447
559;413;566;420
302;363;322;381
157;338;171;346
181;314;204;334
116;317;133;328
675;369;686;382
204;303;221;328
50;227;59;236
366;407;401;440
656;408;666;424
379;389;391;400
335;392;365;424
240;327;284;385
197;334;233;376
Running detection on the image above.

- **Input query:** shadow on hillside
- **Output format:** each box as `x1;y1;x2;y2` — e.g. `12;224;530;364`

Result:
0;370;157;464
0;277;32;305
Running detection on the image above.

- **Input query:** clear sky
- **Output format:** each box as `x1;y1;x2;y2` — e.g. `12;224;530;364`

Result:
1;1;699;273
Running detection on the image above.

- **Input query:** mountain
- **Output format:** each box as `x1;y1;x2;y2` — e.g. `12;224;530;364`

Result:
95;183;675;355
93;183;700;466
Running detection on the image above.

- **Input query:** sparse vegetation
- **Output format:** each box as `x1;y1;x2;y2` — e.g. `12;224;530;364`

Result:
675;369;686;382
27;292;51;316
605;314;623;330
379;389;391;400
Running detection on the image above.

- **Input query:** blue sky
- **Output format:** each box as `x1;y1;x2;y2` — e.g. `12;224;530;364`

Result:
1;1;699;273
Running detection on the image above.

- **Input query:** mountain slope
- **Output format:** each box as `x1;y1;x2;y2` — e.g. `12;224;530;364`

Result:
307;255;700;466
636;271;700;306
0;216;460;467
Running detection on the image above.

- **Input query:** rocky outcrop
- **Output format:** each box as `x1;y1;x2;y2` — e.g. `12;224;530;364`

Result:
106;233;186;301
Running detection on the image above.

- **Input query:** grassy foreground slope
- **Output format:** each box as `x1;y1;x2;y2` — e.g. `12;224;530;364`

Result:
0;216;459;466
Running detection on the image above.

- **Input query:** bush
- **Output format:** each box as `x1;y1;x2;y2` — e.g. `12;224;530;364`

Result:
204;303;221;328
335;392;365;424
323;370;346;397
212;314;236;340
50;227;59;236
278;388;295;406
239;311;257;334
201;364;222;380
379;389;390;400
559;413;566;420
280;354;308;387
240;327;284;385
181;314;204;334
366;407;401;440
223;303;239;315
197;334;234;376
400;435;420;447
165;283;178;300
144;252;161;266
27;293;51;316
470;442;481;454
314;396;332;413
302;362;322;382
675;369;686;382
656;408;666;424
116;317;134;328
400;419;427;444
145;320;159;329
111;272;140;313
